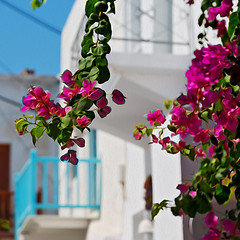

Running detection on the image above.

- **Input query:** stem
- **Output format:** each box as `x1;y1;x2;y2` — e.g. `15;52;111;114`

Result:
74;96;87;113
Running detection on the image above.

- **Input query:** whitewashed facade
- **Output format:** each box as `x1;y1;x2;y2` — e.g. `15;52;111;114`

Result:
60;1;200;240
15;0;213;240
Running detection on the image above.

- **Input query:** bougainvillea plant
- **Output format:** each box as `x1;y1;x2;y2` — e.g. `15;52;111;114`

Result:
134;0;240;239
15;0;240;239
15;0;125;165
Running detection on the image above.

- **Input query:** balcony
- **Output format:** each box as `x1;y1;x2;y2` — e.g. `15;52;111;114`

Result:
14;149;101;240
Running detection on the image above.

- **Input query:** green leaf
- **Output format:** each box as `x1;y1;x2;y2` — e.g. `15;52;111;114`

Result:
35;116;48;127
15;118;28;132
214;99;223;113
228;12;240;40
81;29;95;58
95;19;112;42
47;123;61;141
60;116;72;129
30;126;45;145
164;100;172;110
57;128;73;146
0;219;10;230
92;44;111;56
171;206;181;216
151;200;171;220
231;83;240;94
158;129;163;138
167;124;176;133
107;1;115;14
189;148;196;161
196;193;212;214
31;0;46;10
200;111;209;122
79;55;96;70
88;66;100;81
215;184;231;204
215;168;228;181
85;13;99;32
96;56;108;67
85;111;96;121
97;66;110;83
85;0;99;17
146;128;153;136
94;1;108;13
23;115;34;120
181;195;197;217
73;98;93;113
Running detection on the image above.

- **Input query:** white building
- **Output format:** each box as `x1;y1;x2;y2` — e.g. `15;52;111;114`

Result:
0;73;58;239
15;1;215;240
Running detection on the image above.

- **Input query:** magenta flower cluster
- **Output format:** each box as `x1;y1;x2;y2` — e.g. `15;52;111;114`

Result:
22;86;66;119
17;70;126;164
135;42;240;158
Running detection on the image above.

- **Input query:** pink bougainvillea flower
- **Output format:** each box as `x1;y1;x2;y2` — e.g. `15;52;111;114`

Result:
208;0;233;20
193;129;210;143
89;88;103;100
79;79;103;100
112;89;126;105
62;70;75;86
64;106;72;114
159;137;171;148
73;138;85;147
216;20;227;37
22;86;51;111
58;85;81;102
21;86;65;119
75;116;91;128
232;139;240;151
196;149;206;157
177;183;189;194
98;106;111;118
214;125;225;141
199;228;221;240
61;138;85;150
146;110;165;127
222;219;238;235
97;97;107;108
60;150;78;165
96;97;111;118
48;102;66;117
134;130;142;140
205;212;218;228
189;191;197;198
61;139;75;150
150;134;159;144
209;145;216;158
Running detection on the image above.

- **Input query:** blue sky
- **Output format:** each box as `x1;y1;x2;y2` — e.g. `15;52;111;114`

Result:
0;0;75;76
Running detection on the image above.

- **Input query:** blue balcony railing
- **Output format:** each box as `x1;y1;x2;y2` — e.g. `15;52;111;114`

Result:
14;149;101;240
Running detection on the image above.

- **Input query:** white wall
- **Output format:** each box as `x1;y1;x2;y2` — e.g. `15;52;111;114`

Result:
61;0;194;240
0;74;59;190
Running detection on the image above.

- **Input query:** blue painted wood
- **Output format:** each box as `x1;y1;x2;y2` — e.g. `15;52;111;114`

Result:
66;164;70;205
30;150;36;215
89;129;97;158
42;162;48;204
54;162;58;205
14;149;101;240
89;130;97;205
76;165;80;204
